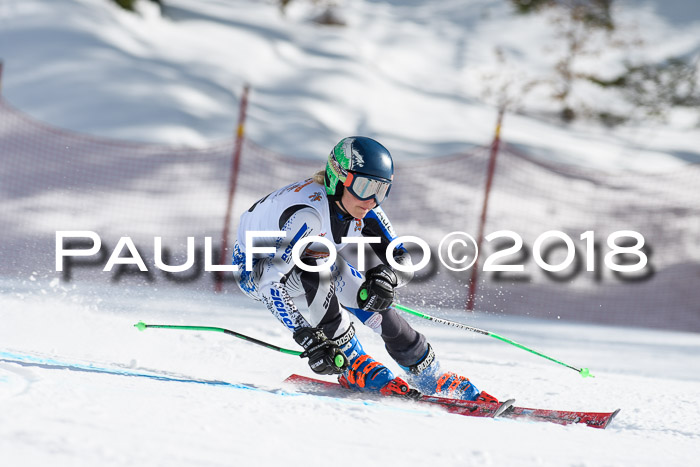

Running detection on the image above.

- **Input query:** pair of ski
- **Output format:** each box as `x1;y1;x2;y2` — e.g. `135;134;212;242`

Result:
285;374;620;429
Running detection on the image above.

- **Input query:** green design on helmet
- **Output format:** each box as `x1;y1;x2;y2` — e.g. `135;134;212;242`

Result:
325;138;353;196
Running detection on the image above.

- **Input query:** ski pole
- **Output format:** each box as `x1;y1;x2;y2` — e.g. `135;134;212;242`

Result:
392;304;593;378
134;321;302;356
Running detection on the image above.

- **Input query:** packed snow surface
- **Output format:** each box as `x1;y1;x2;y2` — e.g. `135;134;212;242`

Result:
1;278;699;466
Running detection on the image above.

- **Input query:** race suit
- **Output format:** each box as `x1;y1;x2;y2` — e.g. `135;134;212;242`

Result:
232;178;428;366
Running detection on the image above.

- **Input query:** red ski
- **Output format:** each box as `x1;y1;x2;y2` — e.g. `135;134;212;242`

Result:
285;374;514;418
284;374;619;429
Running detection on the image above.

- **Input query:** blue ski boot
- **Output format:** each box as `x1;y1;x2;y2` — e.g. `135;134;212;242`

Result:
401;344;498;403
335;325;416;397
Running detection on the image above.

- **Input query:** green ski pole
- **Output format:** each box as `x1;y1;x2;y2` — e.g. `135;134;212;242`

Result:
392;304;593;378
134;321;303;356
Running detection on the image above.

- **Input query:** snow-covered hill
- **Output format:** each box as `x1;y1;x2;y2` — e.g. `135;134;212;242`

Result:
0;0;698;169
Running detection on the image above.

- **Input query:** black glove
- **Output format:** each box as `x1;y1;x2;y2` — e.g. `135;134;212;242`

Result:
357;264;398;312
293;327;348;375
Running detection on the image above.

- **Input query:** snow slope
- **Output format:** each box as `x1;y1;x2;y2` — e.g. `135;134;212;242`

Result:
1;221;698;464
1;278;699;467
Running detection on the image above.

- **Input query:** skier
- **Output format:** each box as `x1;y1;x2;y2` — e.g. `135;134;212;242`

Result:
232;136;498;402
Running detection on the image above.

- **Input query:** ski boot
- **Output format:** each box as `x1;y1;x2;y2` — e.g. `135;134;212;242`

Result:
401;344;499;403
335;325;418;398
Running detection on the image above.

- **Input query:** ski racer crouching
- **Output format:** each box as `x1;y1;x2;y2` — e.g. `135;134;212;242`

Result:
232;136;498;402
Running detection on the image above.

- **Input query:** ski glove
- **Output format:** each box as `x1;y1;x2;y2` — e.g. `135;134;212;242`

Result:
293;327;348;375
357;264;398;312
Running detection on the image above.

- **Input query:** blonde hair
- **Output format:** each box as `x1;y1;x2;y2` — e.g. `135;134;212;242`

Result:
313;169;325;185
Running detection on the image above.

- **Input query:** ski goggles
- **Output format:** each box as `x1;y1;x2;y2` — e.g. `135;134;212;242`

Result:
343;172;392;205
